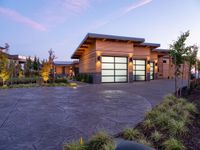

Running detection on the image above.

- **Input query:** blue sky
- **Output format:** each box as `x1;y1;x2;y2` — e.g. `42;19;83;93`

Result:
0;0;200;60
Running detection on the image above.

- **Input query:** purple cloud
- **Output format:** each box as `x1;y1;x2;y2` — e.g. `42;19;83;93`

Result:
0;7;47;31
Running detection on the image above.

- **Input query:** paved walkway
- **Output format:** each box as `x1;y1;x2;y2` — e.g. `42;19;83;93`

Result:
0;80;182;150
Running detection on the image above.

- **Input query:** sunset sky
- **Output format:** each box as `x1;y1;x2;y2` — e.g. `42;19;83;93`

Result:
0;0;200;60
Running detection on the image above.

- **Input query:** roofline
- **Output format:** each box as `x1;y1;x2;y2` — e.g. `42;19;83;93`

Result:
71;33;145;59
152;48;169;53
136;42;160;48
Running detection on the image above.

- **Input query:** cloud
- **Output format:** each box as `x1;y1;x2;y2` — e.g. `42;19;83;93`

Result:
90;0;153;30
124;0;153;14
0;7;47;31
61;0;90;14
41;0;90;25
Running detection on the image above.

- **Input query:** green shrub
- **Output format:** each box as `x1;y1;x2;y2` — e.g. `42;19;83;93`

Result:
162;138;185;150
146;109;161;120
150;130;162;142
142;119;154;130
154;113;171;128
87;132;113;150
167;120;188;136
63;141;86;150
55;78;68;83
102;143;115;150
183;103;197;113
123;128;141;141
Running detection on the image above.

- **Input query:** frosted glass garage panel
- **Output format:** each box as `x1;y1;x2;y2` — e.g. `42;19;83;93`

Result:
135;65;146;70
102;77;114;82
135;70;145;75
102;70;114;76
115;64;127;69
134;75;145;81
115;57;127;63
135;60;146;65
102;63;114;69
115;70;127;75
115;76;127;82
102;57;114;63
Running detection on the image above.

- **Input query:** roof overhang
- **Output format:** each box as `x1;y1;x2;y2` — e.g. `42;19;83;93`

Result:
152;48;169;53
134;42;160;49
71;33;145;59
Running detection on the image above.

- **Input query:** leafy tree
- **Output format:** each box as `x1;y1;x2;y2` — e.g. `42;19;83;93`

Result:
197;59;200;78
0;51;9;85
24;57;33;77
169;31;189;97
48;49;56;81
40;61;51;82
185;45;198;87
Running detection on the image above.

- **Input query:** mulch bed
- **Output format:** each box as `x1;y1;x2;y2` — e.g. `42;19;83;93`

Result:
182;88;200;150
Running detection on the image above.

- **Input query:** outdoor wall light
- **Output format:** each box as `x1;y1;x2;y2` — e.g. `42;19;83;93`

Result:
155;62;158;66
129;57;133;63
147;60;150;65
97;56;101;62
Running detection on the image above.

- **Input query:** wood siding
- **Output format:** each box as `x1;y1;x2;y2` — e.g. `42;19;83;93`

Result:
79;43;96;73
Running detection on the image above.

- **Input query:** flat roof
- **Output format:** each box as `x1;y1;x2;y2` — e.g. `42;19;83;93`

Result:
54;61;73;66
152;48;169;53
71;33;161;59
71;33;146;59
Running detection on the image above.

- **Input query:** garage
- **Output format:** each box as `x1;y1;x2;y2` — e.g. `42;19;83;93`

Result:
133;60;146;81
101;56;128;83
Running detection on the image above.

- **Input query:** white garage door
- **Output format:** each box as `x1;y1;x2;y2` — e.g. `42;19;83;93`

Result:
133;59;146;81
101;56;128;83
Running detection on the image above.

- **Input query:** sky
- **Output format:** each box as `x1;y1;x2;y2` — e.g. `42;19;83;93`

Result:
0;0;200;60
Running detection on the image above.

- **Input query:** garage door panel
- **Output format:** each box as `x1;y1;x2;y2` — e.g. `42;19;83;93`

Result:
115;70;127;75
102;70;114;76
115;57;127;63
115;76;127;82
115;64;127;69
102;63;114;69
102;57;114;63
102;76;114;82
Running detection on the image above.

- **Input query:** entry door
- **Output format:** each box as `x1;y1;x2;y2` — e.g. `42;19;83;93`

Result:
133;60;146;81
150;62;154;80
101;56;127;83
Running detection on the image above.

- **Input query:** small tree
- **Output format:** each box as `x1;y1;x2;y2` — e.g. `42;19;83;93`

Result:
40;61;51;83
24;57;33;77
48;49;56;81
185;45;198;88
0;51;9;85
197;59;200;78
169;31;189;97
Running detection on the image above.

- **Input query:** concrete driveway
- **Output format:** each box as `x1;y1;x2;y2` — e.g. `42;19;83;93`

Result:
0;80;180;150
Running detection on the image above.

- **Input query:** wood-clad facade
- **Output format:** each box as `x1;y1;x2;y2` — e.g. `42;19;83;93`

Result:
71;33;188;83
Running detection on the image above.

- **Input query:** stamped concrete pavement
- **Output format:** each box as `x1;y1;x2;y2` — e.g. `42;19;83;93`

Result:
0;79;183;150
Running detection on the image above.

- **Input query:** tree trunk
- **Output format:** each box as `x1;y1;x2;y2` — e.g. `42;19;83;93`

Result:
188;64;191;89
175;65;178;97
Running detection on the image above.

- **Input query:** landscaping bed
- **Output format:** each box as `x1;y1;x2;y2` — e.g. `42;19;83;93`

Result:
182;87;200;150
63;93;199;150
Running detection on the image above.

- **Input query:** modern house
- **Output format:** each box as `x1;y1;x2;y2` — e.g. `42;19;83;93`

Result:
71;33;189;84
54;61;79;77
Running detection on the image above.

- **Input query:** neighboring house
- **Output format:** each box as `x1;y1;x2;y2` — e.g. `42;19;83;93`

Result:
54;61;79;77
71;33;189;83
